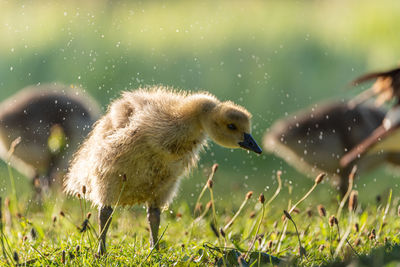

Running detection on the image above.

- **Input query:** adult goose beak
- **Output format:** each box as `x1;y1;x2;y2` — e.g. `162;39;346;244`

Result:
239;133;262;154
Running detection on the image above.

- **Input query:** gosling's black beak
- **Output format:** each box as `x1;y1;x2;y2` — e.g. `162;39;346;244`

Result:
238;133;262;154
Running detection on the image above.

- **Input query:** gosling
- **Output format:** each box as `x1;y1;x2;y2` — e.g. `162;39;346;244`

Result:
263;101;400;194
64;86;262;255
0;83;100;190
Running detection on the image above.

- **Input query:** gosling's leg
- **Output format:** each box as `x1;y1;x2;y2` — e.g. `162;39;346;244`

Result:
97;205;113;255
147;206;161;249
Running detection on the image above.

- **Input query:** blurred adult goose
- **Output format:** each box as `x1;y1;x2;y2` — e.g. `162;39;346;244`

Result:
349;66;400;108
64;86;262;255
341;66;400;167
341;105;400;167
263;101;400;194
0;83;100;189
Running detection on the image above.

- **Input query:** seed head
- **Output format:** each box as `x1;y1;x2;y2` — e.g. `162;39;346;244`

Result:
354;238;361;246
283;210;292;220
329;215;338;227
257;235;263;245
292;208;300;214
52;216;57;224
77;193;81;199
75;245;80;254
86;212;92;219
122;174;127;182
349;190;358;212
318;244;325;252
258;193;265;204
315;173;326;184
22;236;28;242
249;211;256;219
369;229;376;240
207;179;213;189
246;191;253;200
354;223;359;233
80;219;89;233
306;207;313;218
59;211;65;217
82;185;86;195
266;240;273;249
317;205;326;217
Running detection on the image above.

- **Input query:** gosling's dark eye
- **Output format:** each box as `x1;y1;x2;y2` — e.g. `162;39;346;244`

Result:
227;124;237;130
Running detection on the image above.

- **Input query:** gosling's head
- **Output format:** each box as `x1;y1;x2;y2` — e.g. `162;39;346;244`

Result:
201;101;262;154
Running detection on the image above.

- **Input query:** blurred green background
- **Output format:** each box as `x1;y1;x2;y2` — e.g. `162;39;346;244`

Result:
1;0;400;206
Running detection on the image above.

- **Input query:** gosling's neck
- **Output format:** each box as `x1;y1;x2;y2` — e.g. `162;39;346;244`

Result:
179;94;219;127
157;94;217;157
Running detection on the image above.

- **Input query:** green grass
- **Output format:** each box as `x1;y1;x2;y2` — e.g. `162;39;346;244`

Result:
0;165;400;266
